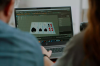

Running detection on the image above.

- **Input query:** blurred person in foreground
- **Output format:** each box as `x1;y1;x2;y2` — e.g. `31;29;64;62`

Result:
0;0;44;66
42;0;100;66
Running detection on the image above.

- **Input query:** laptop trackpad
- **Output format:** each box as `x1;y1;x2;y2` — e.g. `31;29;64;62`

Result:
50;52;63;59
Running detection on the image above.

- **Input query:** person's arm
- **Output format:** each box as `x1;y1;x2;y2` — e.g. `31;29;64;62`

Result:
41;46;54;66
44;57;54;66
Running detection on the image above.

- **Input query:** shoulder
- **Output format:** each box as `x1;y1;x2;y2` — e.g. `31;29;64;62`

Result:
5;25;37;42
63;30;86;61
71;31;85;44
2;25;41;49
65;30;85;50
11;28;41;48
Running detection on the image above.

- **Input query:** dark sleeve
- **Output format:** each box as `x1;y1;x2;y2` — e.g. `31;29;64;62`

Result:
0;31;44;66
53;33;85;66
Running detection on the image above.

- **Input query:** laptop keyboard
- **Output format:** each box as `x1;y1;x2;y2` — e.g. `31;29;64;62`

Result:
47;47;64;53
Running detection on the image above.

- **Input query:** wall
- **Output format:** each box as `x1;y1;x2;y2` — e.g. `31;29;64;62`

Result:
82;0;88;22
82;0;88;9
9;0;82;35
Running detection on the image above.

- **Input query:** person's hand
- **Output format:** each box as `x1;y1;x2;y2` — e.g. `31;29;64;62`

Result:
41;46;52;57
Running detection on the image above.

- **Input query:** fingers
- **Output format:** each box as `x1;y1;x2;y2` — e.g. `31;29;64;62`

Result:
48;50;52;53
41;46;52;57
48;50;52;57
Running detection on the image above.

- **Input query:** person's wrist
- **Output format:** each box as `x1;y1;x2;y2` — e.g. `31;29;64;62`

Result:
44;56;49;59
43;54;49;58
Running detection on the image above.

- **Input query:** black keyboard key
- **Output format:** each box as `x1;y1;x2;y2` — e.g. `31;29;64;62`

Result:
56;48;59;52
58;48;61;52
61;47;64;51
52;48;55;53
47;49;50;51
55;48;57;52
53;48;56;53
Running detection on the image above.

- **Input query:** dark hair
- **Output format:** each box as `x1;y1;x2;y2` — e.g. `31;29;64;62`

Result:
84;0;100;65
0;0;11;11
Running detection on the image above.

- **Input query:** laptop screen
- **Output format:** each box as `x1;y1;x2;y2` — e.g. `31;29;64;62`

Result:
15;7;73;46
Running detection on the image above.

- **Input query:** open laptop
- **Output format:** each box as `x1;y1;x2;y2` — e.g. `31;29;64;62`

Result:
15;6;73;59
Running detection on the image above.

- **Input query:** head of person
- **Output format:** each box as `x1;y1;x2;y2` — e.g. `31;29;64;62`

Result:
84;0;100;64
0;0;15;23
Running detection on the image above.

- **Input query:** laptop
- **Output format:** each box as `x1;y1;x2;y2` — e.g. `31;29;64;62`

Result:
14;6;73;59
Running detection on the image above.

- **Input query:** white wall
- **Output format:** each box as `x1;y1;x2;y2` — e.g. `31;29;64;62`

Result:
82;0;88;22
82;0;88;9
9;0;82;35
